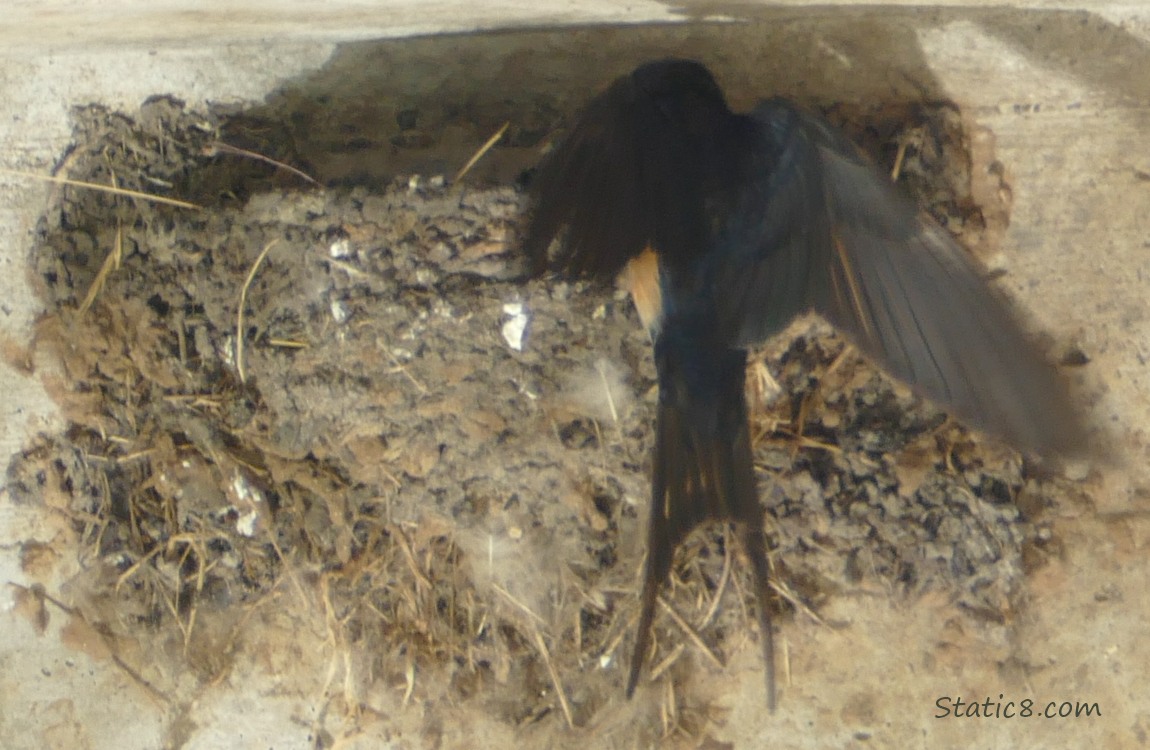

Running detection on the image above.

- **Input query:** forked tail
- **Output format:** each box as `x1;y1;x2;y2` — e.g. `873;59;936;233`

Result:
627;325;776;708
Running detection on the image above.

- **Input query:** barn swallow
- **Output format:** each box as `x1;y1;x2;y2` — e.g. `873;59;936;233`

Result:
522;59;1086;708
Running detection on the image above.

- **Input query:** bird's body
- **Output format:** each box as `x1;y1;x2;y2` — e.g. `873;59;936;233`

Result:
522;59;1085;706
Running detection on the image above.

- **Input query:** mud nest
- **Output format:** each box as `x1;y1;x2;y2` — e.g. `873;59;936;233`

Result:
6;94;1080;740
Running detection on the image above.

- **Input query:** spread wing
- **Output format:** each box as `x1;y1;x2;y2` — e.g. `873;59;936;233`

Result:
713;98;1086;458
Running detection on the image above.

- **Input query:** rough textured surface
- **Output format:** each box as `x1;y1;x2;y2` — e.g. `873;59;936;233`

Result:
3;5;1149;750
3;83;1093;747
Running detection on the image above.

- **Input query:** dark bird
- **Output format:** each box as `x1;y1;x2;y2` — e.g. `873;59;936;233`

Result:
521;59;1086;708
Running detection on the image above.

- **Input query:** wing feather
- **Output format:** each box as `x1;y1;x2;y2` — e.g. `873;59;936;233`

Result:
715;99;1086;457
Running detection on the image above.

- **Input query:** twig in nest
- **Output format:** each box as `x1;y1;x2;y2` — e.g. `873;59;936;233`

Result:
891;139;909;182
78;218;123;315
203;141;319;186
660;678;679;739
390;524;434;594
890;127;925;183
596;359;620;425
647;641;686;682
383;362;428;394
453;121;509;184
798;436;842;453
268;338;308;349
115;544;165;592
236;239;279;383
657;596;724;671
698;540;732;630
782;636;792;690
264;514;311;610
746;358;781;414
769;577;831;630
492;583;547;628
599;608;640;667
403;656;416;707
0;167;201;209
532;628;574;730
787;343;851;455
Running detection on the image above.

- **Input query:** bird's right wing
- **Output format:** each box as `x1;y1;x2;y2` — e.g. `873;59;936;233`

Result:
712;99;1087;458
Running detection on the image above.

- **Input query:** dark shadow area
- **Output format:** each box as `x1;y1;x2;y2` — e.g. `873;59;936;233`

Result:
180;6;1150;203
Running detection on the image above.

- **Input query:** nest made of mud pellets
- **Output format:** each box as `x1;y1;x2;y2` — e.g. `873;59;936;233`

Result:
7;94;1083;737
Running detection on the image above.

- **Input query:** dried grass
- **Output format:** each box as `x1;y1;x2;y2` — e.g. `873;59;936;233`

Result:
8;95;1049;744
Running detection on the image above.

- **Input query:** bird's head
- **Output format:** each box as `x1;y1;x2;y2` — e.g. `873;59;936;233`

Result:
630;58;732;133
